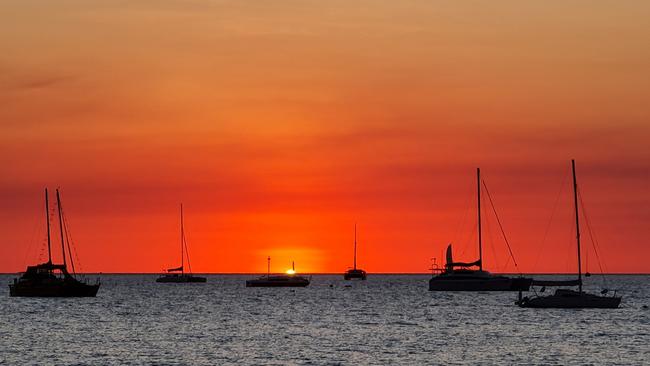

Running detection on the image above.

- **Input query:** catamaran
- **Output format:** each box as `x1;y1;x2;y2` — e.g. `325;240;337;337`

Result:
9;189;100;297
246;257;310;287
429;168;532;291
156;204;206;283
516;160;621;308
344;224;367;280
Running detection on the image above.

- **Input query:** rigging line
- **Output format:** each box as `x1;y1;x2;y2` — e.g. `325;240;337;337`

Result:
49;206;56;262
481;180;519;271
183;227;193;274
22;202;42;268
451;182;474;247
564;220;575;275
58;192;83;275
578;188;608;286
482;196;500;270
459;221;477;259
61;208;78;276
532;166;570;272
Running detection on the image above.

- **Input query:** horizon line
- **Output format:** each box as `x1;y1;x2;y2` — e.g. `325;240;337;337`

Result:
1;272;648;275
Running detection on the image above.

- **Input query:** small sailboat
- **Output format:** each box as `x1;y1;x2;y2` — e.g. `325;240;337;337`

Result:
517;160;621;308
429;168;532;291
344;224;367;280
9;189;100;297
156;204;206;283
246;257;310;287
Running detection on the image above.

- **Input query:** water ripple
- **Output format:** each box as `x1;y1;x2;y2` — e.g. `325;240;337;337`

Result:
0;274;647;365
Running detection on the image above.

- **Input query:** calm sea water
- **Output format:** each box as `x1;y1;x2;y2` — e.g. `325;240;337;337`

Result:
0;274;647;365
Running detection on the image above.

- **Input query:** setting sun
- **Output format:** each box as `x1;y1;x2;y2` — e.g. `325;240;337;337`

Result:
286;269;296;275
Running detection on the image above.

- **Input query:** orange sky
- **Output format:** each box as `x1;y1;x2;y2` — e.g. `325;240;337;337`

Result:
1;1;649;273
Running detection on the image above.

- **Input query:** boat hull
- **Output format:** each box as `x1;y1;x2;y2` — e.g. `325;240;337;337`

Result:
156;275;206;283
429;276;531;291
9;280;99;297
344;269;367;280
246;279;310;287
517;290;621;308
245;282;309;287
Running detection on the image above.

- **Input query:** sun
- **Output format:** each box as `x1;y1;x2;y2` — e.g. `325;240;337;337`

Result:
286;269;296;275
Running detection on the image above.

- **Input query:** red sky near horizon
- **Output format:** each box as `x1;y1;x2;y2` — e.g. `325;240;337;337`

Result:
1;1;648;273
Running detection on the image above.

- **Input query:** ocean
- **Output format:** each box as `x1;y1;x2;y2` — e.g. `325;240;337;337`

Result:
0;274;647;365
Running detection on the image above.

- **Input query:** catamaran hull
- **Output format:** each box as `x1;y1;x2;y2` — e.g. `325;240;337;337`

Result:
9;283;100;297
517;294;621;308
344;273;367;280
429;277;531;291
246;280;310;287
156;276;206;283
344;270;367;280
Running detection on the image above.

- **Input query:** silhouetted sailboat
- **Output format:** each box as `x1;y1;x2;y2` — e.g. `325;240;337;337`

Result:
344;224;367;280
246;257;310;287
517;160;621;308
9;189;100;297
429;168;532;291
156;204;206;283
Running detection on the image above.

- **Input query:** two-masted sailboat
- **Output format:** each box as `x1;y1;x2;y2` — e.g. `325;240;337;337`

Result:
156;204;206;283
429;168;532;291
344;224;367;280
517;160;621;308
9;189;100;297
246;257;310;287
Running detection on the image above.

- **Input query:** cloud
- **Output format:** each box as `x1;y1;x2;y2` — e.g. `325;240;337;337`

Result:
15;76;72;90
0;71;74;92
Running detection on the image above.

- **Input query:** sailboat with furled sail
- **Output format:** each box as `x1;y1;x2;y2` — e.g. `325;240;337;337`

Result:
246;257;310;287
9;189;100;297
428;168;532;291
344;224;367;280
156;204;206;283
516;160;621;308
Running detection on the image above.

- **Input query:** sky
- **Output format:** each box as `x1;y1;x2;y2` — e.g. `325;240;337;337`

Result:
1;1;648;273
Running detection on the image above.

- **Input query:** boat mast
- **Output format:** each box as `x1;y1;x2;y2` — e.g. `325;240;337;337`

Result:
477;168;483;271
180;204;184;275
267;256;271;278
56;189;67;269
353;223;357;270
45;188;52;264
571;159;583;293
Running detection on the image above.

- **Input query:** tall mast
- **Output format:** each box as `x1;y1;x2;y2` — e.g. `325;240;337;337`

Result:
571;159;583;292
353;223;357;270
180;204;184;275
45;188;52;264
267;256;271;278
477;168;483;271
56;189;67;268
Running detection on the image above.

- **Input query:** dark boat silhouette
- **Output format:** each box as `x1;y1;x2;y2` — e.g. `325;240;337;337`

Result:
517;160;621;308
429;168;532;291
156;204;206;283
344;224;366;280
246;257;310;287
9;189;100;297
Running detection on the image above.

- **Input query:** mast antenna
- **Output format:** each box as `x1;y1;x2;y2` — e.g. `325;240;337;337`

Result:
354;223;357;270
56;189;67;269
45;188;52;264
477;168;483;271
180;204;184;275
571;160;583;293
